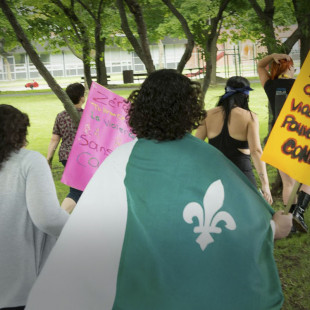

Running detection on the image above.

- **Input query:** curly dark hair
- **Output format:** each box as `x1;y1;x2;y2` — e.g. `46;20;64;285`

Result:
66;83;85;104
127;69;206;141
0;104;30;170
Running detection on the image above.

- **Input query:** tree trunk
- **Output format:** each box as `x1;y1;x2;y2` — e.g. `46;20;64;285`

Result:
210;42;218;84
202;36;217;98
292;0;310;65
200;0;230;100
250;0;301;55
248;0;278;54
124;0;155;73
76;0;108;86
82;45;92;88
52;0;92;88
0;0;80;125
282;27;300;54
117;0;155;73
202;56;212;99
162;0;195;73
299;34;310;66
116;0;144;62
95;24;108;85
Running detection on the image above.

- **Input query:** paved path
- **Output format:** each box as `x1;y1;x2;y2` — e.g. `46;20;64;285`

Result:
0;86;136;97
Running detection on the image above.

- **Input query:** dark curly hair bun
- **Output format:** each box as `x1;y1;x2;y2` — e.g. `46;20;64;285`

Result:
0;104;30;169
127;69;206;141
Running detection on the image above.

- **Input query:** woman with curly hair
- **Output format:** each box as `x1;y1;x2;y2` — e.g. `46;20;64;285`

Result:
0;105;69;310
26;70;292;310
257;53;310;232
127;69;205;141
195;76;273;205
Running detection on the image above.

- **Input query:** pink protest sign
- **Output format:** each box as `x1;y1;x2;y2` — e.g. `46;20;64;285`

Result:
61;82;135;191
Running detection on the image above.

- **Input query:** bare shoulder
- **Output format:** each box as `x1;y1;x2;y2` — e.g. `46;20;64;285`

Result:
232;107;258;121
206;106;222;117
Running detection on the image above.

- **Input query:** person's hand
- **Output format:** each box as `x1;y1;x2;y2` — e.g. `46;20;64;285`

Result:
262;186;273;205
272;53;291;64
273;210;293;240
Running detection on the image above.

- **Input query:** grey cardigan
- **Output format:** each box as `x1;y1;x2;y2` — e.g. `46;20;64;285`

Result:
0;148;69;308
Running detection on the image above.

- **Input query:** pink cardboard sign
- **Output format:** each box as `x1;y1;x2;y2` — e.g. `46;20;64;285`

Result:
61;82;135;191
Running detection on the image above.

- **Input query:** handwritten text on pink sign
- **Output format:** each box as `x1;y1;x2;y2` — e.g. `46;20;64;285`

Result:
61;82;135;191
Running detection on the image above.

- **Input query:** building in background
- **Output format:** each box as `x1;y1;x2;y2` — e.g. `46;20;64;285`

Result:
0;32;300;83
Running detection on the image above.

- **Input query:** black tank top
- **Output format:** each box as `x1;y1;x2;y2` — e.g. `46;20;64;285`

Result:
208;117;249;155
209;117;257;187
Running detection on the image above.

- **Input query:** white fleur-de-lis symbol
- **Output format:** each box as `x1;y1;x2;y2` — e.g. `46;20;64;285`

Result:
183;180;236;251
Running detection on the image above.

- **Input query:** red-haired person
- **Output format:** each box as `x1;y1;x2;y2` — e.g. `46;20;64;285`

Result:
257;53;310;233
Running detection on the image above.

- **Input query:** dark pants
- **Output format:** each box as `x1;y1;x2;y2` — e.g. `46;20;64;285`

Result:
61;160;83;203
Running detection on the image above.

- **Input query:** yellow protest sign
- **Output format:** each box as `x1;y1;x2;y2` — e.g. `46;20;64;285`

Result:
261;51;310;186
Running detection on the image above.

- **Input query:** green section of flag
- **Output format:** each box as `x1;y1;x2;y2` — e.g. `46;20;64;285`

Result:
113;134;282;310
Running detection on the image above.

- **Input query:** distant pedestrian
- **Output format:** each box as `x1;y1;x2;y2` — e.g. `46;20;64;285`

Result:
47;83;85;213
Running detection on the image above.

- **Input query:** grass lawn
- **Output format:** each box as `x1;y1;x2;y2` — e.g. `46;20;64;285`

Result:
1;82;309;309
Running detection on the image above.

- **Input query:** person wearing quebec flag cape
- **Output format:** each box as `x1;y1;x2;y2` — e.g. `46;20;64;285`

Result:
26;70;292;310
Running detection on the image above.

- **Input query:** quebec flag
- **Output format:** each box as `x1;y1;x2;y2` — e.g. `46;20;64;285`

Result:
26;134;283;310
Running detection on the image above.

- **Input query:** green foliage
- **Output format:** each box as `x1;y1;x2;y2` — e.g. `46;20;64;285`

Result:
7;0;122;59
140;0;170;42
274;0;296;25
0;4;29;56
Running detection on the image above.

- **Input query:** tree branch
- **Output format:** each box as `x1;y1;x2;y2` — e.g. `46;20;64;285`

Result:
124;0;155;72
282;27;300;53
116;0;144;62
248;0;265;21
162;0;195;72
52;0;92;87
76;0;97;21
62;34;83;59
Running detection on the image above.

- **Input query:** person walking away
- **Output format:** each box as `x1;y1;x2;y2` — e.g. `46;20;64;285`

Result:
47;83;85;213
0;105;69;310
196;76;273;205
257;53;310;232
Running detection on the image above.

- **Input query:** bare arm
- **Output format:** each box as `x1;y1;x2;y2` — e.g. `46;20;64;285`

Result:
47;134;61;167
195;119;208;141
257;53;291;87
247;114;273;204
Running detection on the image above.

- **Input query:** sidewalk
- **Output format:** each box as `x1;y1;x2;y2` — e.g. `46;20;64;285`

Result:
0;76;125;92
0;79;69;92
0;78;133;95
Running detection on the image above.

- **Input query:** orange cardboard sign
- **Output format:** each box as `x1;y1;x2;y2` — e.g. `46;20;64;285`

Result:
261;51;310;186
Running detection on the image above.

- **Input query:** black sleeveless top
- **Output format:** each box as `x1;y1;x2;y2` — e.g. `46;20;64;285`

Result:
209;117;257;187
264;78;295;126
